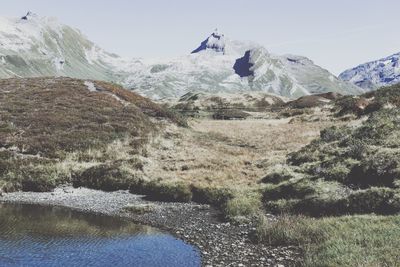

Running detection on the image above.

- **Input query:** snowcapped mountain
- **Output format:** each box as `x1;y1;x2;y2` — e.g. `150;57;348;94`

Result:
124;31;361;99
0;14;361;100
0;12;137;81
339;53;400;90
234;48;362;98
191;29;226;54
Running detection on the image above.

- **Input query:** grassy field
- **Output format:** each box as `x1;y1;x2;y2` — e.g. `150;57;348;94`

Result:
143;117;338;188
256;214;400;267
2;78;399;266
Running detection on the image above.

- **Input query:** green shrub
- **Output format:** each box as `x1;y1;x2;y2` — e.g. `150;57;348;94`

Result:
191;186;234;208
254;214;326;246
320;126;350;142
261;165;297;184
264;199;298;214
293;197;348;216
2;163;70;192
73;163;138;191
318;163;352;183
212;109;250;120
288;141;321;165
347;188;400;214
21;176;57;192
130;181;192;202
348;150;400;188
223;192;262;220
263;178;316;201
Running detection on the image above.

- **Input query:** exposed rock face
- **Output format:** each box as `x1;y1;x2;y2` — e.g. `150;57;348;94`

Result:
192;30;226;54
233;50;254;78
339;52;400;90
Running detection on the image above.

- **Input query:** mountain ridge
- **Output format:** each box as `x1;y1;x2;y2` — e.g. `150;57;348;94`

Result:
339;52;400;90
0;13;361;99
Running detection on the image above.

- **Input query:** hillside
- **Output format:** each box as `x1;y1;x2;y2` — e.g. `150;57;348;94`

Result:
0;77;182;192
262;85;400;216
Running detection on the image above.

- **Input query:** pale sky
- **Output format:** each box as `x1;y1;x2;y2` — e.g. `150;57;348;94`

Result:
2;0;400;74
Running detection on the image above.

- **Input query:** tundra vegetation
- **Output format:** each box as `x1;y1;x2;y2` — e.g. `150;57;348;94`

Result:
1;78;399;266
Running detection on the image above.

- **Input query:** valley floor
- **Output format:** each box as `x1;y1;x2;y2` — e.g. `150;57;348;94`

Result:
143;115;340;188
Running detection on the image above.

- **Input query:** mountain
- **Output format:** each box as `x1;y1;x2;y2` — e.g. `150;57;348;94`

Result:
0;12;136;82
191;29;226;54
124;31;361;99
0;14;361;100
233;48;362;98
339;52;400;90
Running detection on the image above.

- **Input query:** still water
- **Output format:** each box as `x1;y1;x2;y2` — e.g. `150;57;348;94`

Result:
0;203;201;267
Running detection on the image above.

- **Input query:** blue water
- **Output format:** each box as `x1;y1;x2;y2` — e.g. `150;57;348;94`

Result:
0;204;201;267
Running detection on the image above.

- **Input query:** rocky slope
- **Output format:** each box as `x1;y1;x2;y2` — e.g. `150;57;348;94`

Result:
339;52;400;90
125;31;362;99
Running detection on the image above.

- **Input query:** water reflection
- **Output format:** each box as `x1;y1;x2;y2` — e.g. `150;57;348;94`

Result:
0;203;200;267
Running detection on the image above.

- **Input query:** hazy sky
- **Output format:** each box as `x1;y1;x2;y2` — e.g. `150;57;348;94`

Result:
2;0;400;74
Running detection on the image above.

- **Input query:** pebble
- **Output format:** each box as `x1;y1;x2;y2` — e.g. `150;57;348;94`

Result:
0;186;301;266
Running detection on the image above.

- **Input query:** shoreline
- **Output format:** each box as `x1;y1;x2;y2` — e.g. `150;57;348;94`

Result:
0;185;300;267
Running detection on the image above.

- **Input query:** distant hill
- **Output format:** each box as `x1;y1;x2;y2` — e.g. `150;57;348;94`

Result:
339;52;400;90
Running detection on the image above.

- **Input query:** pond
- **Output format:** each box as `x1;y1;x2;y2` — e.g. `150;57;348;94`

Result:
0;203;201;267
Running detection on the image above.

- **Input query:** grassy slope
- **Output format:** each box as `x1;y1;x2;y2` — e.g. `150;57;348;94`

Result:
256;214;400;267
0;77;182;192
256;85;400;266
262;107;400;216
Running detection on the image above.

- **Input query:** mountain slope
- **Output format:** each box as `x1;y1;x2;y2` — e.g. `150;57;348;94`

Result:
339;52;400;90
124;32;361;99
240;48;362;98
0;13;135;82
0;14;361;100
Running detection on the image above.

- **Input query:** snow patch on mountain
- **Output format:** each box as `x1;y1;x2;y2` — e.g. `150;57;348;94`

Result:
191;29;226;54
0;13;135;82
125;35;361;100
0;16;361;100
233;50;254;78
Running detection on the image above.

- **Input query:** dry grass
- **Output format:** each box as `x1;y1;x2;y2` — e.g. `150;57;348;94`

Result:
142;117;341;188
0;77;179;192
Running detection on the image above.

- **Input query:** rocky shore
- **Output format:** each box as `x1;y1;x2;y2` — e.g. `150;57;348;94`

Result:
0;186;300;267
